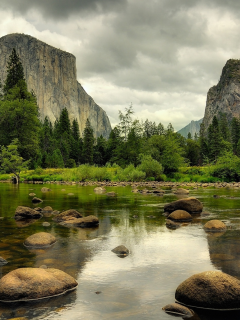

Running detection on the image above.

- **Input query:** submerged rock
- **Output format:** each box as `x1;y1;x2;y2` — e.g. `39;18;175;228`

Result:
204;220;227;232
60;215;99;228
166;219;181;229
172;188;189;194
42;206;53;213
112;245;129;256
41;187;51;192
24;232;56;248
164;197;203;214
15;206;42;220
32;197;43;203
52;209;83;223
29;193;36;197
0;268;78;302
162;303;193;317
94;187;106;193
0;257;8;265
175;271;240;309
106;192;117;197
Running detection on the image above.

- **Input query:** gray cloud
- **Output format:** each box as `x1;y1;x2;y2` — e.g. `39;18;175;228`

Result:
0;0;127;19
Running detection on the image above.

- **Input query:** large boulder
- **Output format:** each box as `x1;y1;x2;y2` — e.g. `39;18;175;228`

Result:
175;271;240;309
52;209;83;223
0;268;77;302
168;210;192;222
204;220;227;232
15;206;42;220
164;197;203;214
60;215;99;228
24;232;56;248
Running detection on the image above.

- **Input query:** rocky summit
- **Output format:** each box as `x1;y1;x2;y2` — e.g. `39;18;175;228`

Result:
0;33;112;138
202;59;240;130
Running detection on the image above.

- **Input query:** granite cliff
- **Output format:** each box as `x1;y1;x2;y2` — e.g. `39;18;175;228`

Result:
202;59;240;130
0;33;111;138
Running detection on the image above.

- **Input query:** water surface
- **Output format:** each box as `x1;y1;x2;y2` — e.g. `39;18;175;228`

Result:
0;183;240;319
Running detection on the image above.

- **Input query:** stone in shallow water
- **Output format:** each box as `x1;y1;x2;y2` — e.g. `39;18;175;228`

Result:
60;215;99;228
172;188;190;194
42;206;53;212
15;206;42;220
32;197;43;203
168;210;192;222
164;197;203;214
0;268;77;302
52;209;83;222
41;187;51;192
28;193;36;197
0;257;7;265
24;232;56;248
162;303;193;317
112;245;129;256
175;271;240;309
204;220;227;232
166;219;181;229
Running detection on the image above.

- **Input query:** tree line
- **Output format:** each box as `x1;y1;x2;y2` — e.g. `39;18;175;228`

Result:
1;48;240;181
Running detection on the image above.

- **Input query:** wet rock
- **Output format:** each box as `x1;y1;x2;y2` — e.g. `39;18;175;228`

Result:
0;267;78;302
131;189;139;193
24;232;56;248
67;193;74;196
164;197;203;214
32;197;43;203
94;187;106;193
166;219;181;229
15;219;38;228
173;188;189;194
175;271;240;309
60;215;99;228
0;257;8;265
39;265;48;269
106;192;117;196
112;245;129;256
213;195;220;198
28;193;36;197
204;220;227;232
41;187;51;192
168;210;192;222
52;209;83;223
42;206;53;213
152;189;165;194
42;222;51;227
162;303;194;317
15;206;42;220
52;210;60;215
34;207;42;212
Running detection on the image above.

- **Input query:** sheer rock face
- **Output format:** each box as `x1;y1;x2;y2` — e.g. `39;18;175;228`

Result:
0;33;112;138
202;59;240;130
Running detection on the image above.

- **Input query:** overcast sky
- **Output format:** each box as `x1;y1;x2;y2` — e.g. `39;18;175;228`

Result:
0;0;240;130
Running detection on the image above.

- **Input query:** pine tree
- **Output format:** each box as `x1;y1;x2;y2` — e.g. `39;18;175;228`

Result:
59;108;71;135
199;123;208;164
0;53;40;161
3;48;25;96
208;116;221;161
231;117;240;154
83;119;94;164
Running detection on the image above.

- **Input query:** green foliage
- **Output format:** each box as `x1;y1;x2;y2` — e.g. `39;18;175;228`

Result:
137;154;163;180
83;119;94;164
209;151;240;181
3;48;25;95
117;164;146;182
0;139;29;183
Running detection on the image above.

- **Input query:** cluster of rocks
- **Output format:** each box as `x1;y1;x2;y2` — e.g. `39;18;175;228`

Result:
163;194;232;316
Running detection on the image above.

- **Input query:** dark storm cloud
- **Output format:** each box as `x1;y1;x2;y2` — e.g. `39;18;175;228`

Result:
0;0;127;19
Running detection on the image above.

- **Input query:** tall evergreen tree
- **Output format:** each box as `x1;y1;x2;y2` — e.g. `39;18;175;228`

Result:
3;48;25;95
231;117;240;154
83;119;94;164
208;116;221;161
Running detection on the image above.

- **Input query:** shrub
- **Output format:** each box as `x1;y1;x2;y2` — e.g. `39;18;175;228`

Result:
137;155;163;180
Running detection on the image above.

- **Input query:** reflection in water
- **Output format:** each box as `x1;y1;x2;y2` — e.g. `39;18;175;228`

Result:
0;184;239;319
